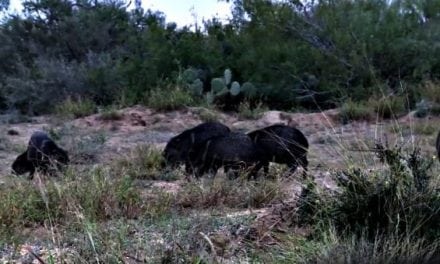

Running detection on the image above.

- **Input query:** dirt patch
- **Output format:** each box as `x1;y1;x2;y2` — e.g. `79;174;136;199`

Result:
2;106;439;180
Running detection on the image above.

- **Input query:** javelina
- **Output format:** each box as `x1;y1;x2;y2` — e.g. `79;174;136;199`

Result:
190;132;266;179
247;124;309;177
163;122;230;172
12;131;69;179
437;131;440;160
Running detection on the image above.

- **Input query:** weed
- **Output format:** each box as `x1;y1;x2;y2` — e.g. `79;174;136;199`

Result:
98;108;123;121
237;101;268;120
339;100;373;123
296;143;439;241
413;123;437;135
145;86;195;111
111;145;178;181
196;107;219;122
177;177;285;209
55;96;97;119
371;96;407;119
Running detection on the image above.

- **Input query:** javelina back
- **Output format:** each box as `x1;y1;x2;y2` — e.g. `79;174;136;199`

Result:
163;122;230;172
190;132;265;179
12;131;69;179
247;124;309;177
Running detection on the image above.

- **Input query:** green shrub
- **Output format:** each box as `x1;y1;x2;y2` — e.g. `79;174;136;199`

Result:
372;96;407;119
145;86;195;111
413;123;437;135
55;97;97;119
339;100;374;123
193;107;220;122
98;108;123;121
237;101;268;120
111;145;178;181
297;144;439;241
419;81;440;104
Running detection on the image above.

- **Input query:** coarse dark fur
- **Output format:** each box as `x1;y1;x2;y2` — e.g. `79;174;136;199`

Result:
190;132;266;179
247;124;309;177
163;122;231;172
12;131;69;179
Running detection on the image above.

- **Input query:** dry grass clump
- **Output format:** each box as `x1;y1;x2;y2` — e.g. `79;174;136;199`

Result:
176;176;286;209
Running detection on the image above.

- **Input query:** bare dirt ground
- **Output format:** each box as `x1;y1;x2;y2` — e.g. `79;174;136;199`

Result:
2;105;439;179
1;106;439;262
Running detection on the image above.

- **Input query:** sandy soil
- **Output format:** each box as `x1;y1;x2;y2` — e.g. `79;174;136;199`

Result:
1;106;440;262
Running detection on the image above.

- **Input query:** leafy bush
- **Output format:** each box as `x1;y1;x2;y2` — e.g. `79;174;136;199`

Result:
372;96;407;119
297;144;439;241
237;101;268;120
55;96;97;119
339;100;374;123
3;53;123;115
97;108;124;121
145;86;195;111
419;81;440;104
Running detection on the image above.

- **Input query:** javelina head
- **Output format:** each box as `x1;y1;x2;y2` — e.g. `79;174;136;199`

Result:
163;135;189;167
42;140;69;165
12;151;33;175
53;147;69;165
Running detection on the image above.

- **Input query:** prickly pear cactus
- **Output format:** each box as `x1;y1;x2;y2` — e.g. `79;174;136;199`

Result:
182;68;198;83
206;91;215;104
230;81;241;96
189;79;203;96
211;78;226;94
224;69;232;85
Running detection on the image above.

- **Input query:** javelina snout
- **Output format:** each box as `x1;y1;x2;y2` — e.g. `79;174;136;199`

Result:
163;122;231;172
12;131;69;179
247;124;309;178
190;132;266;179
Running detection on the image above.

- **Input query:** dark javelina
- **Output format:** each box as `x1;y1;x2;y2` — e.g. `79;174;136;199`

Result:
191;132;266;179
163;122;231;172
247;124;309;177
437;130;440;160
12;131;69;179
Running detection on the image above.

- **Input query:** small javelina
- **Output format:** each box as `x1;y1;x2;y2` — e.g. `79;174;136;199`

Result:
163;122;231;172
190;132;266;179
12;131;69;179
247;124;309;177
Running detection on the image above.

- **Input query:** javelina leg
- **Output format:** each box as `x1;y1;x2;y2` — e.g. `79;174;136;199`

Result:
225;163;241;180
263;162;270;174
185;161;194;174
28;165;36;180
249;162;264;180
